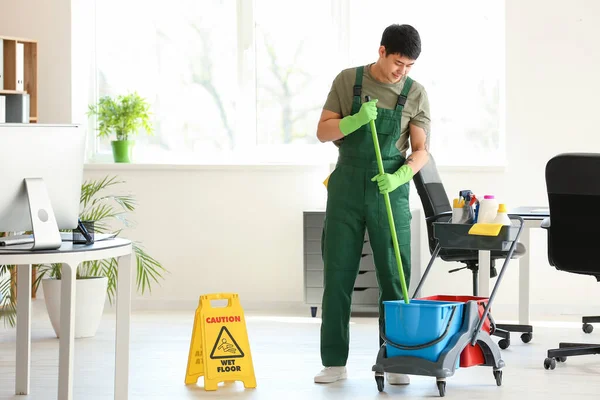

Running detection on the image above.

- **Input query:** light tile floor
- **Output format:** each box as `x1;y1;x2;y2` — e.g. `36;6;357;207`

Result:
1;301;599;399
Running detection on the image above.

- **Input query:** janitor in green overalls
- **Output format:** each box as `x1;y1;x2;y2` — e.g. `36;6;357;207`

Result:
314;24;431;385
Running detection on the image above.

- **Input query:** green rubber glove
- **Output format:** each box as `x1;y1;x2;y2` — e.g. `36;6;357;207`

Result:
371;164;414;194
339;99;378;136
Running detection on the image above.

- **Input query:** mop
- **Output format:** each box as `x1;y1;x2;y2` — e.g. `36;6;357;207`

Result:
366;96;410;304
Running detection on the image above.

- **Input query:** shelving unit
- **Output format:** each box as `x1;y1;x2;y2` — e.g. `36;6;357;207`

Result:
0;35;39;305
1;35;38;123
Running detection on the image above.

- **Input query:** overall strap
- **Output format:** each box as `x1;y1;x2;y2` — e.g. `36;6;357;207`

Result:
395;76;414;112
351;66;365;113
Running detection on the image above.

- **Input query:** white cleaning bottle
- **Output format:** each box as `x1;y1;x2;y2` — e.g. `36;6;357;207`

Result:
478;195;499;224
493;203;512;225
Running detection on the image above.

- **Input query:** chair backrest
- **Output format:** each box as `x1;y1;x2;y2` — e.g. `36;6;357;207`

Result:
413;154;452;253
545;153;600;279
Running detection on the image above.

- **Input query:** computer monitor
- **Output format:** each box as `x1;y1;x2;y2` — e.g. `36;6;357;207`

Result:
0;124;86;250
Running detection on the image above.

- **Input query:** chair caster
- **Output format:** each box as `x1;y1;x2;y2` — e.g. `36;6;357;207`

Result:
544;358;556;370
498;338;510;349
583;323;594;334
521;332;532;343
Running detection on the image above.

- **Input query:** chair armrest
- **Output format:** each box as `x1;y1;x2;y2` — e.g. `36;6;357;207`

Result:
425;210;453;223
541;217;550;229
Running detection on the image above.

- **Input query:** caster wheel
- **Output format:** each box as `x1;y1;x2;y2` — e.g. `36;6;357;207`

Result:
437;380;446;397
498;339;510;349
493;370;502;386
310;307;317;318
556;356;567;363
375;375;384;392
521;332;532;343
583;323;594;334
544;357;556;370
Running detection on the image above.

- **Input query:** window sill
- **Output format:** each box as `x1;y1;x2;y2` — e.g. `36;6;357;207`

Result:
85;150;506;172
84;161;505;173
436;164;506;173
83;161;332;172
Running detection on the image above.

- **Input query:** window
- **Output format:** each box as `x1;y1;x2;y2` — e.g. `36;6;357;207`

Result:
92;0;505;166
255;1;342;146
347;0;505;166
94;0;239;163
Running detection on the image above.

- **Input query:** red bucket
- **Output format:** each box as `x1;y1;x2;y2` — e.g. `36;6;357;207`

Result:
418;295;491;367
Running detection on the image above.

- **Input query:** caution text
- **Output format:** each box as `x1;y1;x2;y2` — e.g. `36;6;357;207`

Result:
206;316;241;324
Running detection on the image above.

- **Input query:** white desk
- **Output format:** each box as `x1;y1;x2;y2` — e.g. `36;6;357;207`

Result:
477;207;548;328
1;238;133;400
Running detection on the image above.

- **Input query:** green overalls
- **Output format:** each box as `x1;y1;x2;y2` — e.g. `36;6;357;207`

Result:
321;66;414;367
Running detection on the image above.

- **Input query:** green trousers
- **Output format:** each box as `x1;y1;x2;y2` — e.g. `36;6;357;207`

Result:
320;160;411;367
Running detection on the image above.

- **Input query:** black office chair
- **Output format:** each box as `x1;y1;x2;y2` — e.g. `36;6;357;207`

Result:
542;153;600;370
413;154;530;349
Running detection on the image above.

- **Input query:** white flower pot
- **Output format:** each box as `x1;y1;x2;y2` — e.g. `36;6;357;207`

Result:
42;277;108;338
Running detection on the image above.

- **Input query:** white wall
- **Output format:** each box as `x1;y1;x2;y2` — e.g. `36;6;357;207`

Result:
2;0;600;320
79;163;332;312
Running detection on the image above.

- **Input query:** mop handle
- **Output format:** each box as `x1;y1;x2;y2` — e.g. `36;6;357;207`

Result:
366;96;410;304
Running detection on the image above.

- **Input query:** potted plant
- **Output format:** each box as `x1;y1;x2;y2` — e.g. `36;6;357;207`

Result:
87;92;153;163
0;176;167;337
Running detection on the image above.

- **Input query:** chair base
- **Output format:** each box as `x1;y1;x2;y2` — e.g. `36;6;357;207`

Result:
492;324;533;349
544;342;600;370
582;316;600;334
456;262;534;349
582;316;600;323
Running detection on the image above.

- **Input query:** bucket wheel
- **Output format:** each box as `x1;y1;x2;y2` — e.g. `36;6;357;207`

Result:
493;369;502;386
436;378;446;397
375;373;384;392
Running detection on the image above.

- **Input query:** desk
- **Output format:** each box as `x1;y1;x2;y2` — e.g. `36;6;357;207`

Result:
477;207;549;335
0;238;133;400
512;206;549;326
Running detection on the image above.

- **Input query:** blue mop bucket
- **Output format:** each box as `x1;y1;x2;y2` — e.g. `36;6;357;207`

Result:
383;299;464;363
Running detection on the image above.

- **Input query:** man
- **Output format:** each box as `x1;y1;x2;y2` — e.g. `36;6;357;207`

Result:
314;24;430;385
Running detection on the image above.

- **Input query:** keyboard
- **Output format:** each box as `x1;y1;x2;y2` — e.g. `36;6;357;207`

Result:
0;234;34;246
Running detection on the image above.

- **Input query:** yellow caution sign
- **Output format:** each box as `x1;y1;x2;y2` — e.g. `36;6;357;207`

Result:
185;293;256;391
323;173;331;188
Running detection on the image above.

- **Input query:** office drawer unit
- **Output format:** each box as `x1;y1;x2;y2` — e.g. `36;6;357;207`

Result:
304;211;379;316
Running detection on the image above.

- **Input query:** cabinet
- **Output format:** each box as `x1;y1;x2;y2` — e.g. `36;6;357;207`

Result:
0;35;38;123
303;209;423;317
304;211;379;316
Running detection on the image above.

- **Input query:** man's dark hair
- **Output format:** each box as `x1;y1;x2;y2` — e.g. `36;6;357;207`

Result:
380;24;421;60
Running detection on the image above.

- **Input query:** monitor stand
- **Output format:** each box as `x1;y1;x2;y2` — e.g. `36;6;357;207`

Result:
25;178;62;250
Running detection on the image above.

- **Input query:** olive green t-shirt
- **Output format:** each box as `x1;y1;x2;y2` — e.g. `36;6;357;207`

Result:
323;63;431;156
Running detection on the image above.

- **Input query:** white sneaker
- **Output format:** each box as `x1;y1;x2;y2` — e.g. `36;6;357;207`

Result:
314;366;347;383
386;372;410;385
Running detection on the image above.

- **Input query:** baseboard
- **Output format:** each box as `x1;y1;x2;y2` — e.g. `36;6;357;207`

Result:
104;299;311;315
102;299;600;322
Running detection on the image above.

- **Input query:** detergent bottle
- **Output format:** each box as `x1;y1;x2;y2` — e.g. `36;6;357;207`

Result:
452;198;465;223
493;203;512;225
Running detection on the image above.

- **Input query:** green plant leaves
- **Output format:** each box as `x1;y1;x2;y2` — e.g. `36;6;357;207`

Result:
87;92;153;141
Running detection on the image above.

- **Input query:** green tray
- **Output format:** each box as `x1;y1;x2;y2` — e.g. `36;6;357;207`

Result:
432;222;520;251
